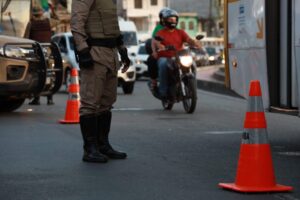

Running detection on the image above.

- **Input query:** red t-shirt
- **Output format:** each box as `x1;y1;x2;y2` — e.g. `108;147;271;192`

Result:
156;28;189;58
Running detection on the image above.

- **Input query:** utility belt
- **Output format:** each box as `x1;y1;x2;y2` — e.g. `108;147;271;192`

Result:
87;37;118;48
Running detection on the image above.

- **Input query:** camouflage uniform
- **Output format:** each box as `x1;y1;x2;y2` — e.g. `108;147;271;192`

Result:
71;0;120;115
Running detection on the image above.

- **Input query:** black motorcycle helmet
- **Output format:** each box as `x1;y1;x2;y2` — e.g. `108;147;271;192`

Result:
159;7;170;25
162;9;179;29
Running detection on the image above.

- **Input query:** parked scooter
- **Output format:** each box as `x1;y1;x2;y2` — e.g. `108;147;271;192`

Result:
148;35;204;114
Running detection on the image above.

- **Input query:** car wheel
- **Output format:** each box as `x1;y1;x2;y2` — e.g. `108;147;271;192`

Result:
122;82;134;94
0;98;25;112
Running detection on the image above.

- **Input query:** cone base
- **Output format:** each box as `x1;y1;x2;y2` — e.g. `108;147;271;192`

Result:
59;119;79;124
219;183;293;193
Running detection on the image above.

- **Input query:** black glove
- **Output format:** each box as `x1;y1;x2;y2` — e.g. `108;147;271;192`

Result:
78;48;93;68
118;47;131;73
116;35;124;46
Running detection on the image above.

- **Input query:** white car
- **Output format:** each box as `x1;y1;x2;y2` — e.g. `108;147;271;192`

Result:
117;57;136;94
134;43;148;79
51;32;78;90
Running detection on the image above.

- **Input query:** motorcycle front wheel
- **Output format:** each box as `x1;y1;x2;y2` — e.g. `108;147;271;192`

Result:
182;78;197;113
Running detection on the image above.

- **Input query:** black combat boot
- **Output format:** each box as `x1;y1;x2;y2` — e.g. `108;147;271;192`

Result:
97;111;127;159
80;115;108;163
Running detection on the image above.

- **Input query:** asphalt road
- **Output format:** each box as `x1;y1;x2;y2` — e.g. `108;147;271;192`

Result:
0;81;299;200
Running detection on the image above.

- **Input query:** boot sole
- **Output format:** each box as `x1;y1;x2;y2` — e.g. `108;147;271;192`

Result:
102;154;127;159
82;157;108;163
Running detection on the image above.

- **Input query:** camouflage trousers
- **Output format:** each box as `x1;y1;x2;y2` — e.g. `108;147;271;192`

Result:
79;47;119;116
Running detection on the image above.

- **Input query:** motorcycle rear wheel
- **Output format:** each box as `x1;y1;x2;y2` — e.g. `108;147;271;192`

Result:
182;78;197;113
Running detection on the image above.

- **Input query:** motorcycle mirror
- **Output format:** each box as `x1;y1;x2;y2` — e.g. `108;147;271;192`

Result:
196;35;204;40
154;36;164;42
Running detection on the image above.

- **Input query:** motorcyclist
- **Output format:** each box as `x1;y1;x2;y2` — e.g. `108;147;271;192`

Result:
146;7;170;90
154;9;201;100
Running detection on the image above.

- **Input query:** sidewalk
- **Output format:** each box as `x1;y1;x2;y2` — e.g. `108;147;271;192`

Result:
196;65;241;97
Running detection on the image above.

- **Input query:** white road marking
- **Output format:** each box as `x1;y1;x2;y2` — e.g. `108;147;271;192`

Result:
204;131;243;135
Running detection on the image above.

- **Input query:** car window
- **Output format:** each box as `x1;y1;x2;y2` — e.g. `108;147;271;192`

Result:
59;37;67;53
194;48;206;55
69;36;75;51
52;36;60;44
122;31;138;46
205;47;216;56
138;45;147;55
52;36;66;52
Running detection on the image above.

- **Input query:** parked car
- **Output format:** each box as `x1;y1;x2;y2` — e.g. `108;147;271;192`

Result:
205;46;220;65
118;58;136;94
51;32;78;90
0;35;63;112
52;32;136;94
135;43;148;78
192;48;209;67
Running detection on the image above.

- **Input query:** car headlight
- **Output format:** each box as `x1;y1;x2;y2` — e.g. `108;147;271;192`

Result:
195;55;203;61
135;59;142;65
0;45;36;60
0;46;25;58
209;56;215;61
179;55;193;67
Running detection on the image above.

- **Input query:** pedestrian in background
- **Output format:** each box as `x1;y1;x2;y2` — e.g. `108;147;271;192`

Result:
28;1;54;106
71;0;131;163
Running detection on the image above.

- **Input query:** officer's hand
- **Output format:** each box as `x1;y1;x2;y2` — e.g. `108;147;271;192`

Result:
118;47;131;73
78;48;93;68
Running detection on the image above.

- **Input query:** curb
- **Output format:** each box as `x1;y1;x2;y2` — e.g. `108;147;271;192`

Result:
196;79;243;98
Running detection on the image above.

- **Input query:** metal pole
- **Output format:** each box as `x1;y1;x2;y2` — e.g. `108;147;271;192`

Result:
224;0;230;88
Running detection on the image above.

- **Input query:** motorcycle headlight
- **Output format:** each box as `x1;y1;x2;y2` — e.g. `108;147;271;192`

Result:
179;55;193;67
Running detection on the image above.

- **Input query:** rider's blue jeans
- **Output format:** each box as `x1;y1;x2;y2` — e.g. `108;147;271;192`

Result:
158;57;170;98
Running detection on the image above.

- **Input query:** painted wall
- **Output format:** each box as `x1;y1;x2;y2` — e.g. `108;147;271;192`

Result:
227;0;269;108
178;16;198;38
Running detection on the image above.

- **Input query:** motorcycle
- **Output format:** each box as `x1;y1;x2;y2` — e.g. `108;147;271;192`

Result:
148;35;203;114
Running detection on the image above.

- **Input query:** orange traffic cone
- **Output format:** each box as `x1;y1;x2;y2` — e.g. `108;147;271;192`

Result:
219;80;293;192
59;68;80;124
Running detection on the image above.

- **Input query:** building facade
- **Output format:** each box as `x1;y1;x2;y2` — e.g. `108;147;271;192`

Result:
170;0;224;36
117;0;168;39
117;0;224;38
178;13;199;38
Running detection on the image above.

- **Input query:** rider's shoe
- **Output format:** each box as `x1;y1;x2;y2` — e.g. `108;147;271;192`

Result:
29;99;40;105
150;79;158;91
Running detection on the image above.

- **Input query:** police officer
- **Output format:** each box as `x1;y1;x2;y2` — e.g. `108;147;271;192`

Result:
71;0;130;163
